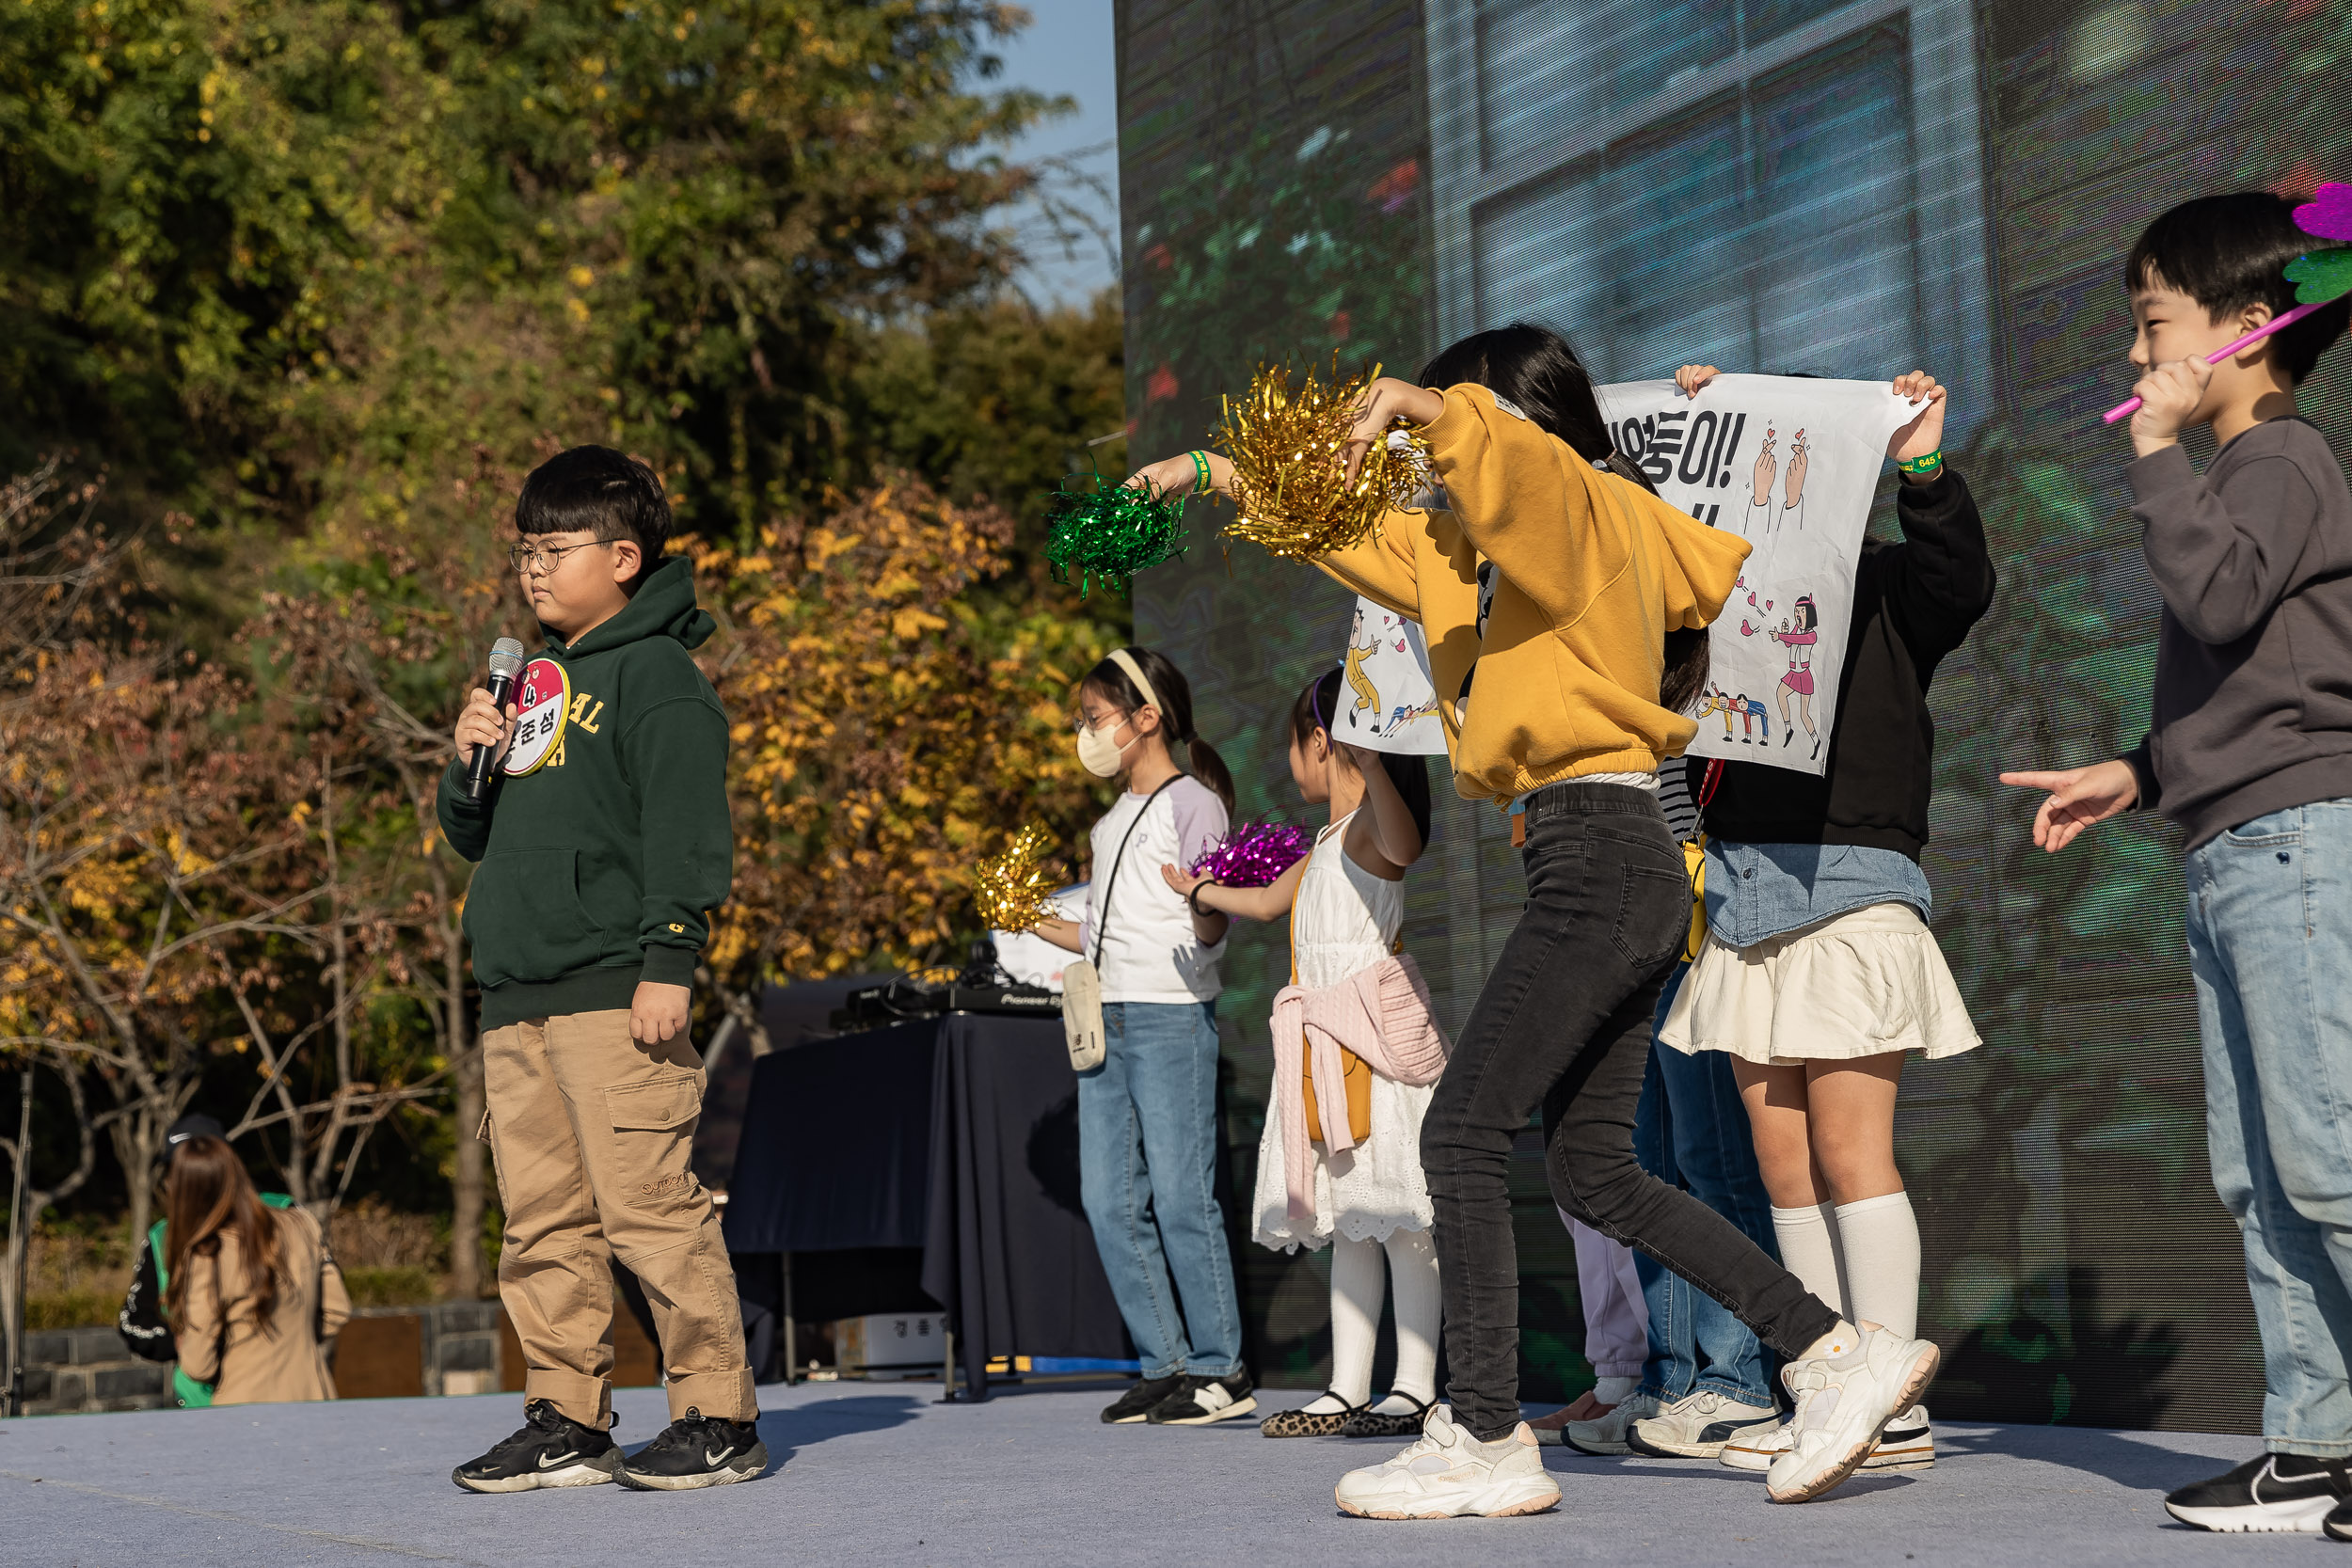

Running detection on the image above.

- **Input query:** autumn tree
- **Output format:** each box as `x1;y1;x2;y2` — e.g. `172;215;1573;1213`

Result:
700;477;1108;990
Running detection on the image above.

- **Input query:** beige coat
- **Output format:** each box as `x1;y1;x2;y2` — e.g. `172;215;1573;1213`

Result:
176;1205;353;1405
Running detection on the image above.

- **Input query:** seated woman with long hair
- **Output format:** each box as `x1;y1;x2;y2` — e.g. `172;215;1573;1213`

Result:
166;1135;352;1405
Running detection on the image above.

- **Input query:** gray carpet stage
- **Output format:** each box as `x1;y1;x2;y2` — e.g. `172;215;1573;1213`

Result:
0;1381;2313;1565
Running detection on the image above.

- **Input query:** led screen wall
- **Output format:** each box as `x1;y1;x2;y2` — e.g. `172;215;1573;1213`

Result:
1116;0;2352;1427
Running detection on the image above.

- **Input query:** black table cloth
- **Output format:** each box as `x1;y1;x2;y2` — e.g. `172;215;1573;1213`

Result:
722;1019;937;1252
722;1013;1129;1398
920;1013;1131;1397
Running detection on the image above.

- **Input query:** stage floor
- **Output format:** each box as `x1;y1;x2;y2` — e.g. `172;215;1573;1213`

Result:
0;1379;2315;1565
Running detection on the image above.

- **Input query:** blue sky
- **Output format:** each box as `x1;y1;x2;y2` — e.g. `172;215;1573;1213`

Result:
984;1;1120;307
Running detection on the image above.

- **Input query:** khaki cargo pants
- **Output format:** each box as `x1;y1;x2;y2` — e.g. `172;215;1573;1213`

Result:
481;1009;755;1428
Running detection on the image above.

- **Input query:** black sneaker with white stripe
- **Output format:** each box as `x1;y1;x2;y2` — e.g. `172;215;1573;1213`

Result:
616;1407;769;1491
1146;1370;1258;1426
2164;1452;2352;1532
452;1400;622;1493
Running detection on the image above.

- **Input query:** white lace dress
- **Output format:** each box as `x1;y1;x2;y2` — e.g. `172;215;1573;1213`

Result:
1251;813;1438;1251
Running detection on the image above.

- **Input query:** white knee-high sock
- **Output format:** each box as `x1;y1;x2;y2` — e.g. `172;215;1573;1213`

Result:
1834;1190;1920;1342
1771;1201;1850;1320
1379;1227;1441;1410
1322;1234;1385;1409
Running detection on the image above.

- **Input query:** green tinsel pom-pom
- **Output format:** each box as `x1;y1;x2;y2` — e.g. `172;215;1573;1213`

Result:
1042;477;1189;597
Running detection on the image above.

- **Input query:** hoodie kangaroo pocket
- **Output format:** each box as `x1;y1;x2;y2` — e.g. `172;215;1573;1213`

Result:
463;847;608;985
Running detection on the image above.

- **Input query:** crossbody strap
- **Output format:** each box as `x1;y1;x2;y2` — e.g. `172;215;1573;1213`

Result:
1091;776;1182;967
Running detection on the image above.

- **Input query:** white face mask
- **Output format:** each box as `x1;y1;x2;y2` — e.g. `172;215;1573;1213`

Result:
1076;714;1136;778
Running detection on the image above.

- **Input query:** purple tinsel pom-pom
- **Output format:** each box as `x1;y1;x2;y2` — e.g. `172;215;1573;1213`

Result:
1189;822;1313;888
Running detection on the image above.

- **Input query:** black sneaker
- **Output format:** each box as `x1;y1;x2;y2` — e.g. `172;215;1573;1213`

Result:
451;1400;621;1493
615;1407;769;1491
1101;1374;1184;1425
1146;1370;1258;1426
2324;1491;2352;1542
2165;1452;2351;1532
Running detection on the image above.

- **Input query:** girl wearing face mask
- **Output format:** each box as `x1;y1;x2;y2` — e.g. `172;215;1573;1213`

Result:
1034;647;1252;1428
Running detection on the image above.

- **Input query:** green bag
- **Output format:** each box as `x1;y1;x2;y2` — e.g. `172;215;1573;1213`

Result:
152;1192;294;1409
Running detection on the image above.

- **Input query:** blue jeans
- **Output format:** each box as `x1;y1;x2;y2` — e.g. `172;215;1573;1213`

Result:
1632;963;1780;1408
2188;800;2352;1456
1076;1000;1243;1380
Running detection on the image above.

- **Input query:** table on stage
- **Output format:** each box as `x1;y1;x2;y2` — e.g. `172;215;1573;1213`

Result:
721;1012;1132;1399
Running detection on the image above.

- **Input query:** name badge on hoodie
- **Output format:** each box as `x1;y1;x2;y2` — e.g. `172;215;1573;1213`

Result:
504;657;571;776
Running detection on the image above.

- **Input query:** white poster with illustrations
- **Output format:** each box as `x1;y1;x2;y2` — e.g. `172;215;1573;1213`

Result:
1332;597;1448;756
1596;374;1914;776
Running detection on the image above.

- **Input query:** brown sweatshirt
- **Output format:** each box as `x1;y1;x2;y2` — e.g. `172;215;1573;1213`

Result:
2123;417;2352;848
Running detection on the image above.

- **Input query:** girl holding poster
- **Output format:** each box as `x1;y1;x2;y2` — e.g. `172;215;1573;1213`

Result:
1660;364;1996;1478
1164;668;1444;1443
1127;323;1940;1515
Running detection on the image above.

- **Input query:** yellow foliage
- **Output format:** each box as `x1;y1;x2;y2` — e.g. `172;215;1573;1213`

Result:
698;478;1108;981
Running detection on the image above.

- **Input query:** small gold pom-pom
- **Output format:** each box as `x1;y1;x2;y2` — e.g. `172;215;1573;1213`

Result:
972;823;1060;934
1214;358;1433;562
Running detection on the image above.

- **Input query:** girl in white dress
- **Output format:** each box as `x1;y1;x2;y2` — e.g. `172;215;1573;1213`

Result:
1163;667;1442;1440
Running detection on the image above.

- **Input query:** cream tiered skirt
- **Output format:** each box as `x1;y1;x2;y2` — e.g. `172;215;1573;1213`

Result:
1659;900;1980;1064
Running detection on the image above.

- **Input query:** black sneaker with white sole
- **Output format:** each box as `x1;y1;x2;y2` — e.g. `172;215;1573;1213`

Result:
452;1400;622;1493
1102;1374;1184;1424
1146;1370;1258;1426
2165;1452;2352;1532
615;1407;769;1491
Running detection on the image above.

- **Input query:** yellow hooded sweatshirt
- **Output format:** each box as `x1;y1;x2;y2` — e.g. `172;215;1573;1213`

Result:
1316;383;1751;808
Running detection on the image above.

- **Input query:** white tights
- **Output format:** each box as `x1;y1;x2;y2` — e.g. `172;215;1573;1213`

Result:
1299;1228;1441;1415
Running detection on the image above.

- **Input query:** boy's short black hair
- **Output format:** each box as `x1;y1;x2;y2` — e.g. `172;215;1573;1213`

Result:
2127;192;2352;385
516;446;672;585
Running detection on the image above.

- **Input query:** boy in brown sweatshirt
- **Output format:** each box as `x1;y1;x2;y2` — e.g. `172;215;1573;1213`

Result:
2005;191;2352;1536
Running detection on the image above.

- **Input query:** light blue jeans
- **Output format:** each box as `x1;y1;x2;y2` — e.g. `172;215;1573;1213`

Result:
1633;963;1780;1408
1076;1000;1244;1381
2188;800;2352;1456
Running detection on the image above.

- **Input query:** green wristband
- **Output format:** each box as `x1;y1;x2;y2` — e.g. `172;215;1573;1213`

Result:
1898;449;1944;476
1188;450;1213;496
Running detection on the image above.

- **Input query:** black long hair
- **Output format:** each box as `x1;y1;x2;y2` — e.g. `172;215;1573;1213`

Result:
1081;646;1236;815
1417;323;1711;715
1291;668;1434;847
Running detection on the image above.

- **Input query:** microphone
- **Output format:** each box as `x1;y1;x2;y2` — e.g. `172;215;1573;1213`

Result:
466;638;529;800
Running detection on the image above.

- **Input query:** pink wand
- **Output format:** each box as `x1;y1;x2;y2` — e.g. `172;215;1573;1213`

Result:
2101;301;2329;424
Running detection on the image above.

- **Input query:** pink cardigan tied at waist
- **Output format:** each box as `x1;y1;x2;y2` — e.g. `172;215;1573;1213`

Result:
1268;952;1451;1223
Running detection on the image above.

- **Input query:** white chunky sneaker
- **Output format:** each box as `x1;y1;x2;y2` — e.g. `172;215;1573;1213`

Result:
1628;1388;1780;1459
1722;1406;1931;1473
1563;1390;1661;1456
1765;1326;1939;1503
1333;1404;1562;1520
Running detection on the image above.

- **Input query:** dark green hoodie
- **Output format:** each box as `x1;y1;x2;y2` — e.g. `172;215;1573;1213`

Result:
437;556;732;1029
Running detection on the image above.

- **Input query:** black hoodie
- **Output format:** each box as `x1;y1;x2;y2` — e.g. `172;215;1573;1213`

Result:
437;557;732;1028
1691;468;1995;858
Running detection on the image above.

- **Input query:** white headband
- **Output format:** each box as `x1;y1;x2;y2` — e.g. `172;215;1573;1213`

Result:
1106;648;1165;723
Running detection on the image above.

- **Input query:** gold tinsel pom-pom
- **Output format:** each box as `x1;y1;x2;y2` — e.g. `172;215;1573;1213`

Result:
1215;358;1434;562
973;823;1060;933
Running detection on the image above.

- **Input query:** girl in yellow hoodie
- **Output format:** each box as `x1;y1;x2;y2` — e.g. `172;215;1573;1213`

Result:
1129;325;1943;1513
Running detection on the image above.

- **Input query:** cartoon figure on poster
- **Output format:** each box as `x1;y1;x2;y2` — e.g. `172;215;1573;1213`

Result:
1334;596;1446;756
1597;375;1914;777
1770;594;1822;760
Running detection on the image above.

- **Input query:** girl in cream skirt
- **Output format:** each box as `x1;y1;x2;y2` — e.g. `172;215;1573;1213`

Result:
1662;901;1979;1066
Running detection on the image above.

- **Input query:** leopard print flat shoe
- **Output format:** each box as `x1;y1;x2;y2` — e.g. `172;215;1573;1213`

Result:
1258;1393;1366;1437
1337;1392;1433;1439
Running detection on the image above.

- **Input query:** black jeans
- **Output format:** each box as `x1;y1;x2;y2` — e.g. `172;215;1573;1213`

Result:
1421;782;1841;1439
